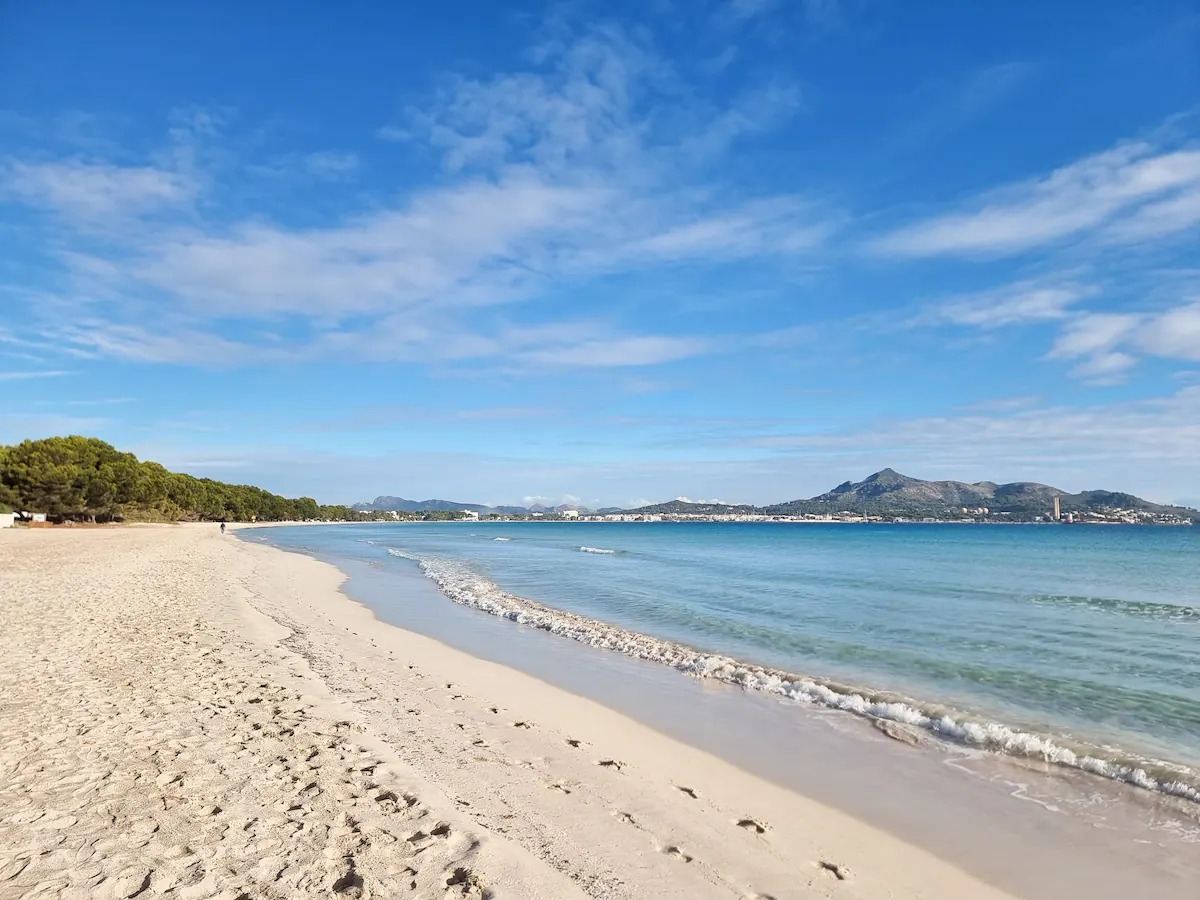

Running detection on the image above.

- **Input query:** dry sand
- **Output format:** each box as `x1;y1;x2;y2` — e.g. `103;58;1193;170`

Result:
0;525;1020;900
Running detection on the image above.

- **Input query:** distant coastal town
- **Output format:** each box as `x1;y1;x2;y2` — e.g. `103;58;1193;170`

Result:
360;505;1196;526
355;469;1198;526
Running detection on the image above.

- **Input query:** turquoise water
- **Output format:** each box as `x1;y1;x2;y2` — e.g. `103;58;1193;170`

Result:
250;522;1200;799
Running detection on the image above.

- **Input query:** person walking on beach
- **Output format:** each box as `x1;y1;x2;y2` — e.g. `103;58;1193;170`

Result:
220;522;226;535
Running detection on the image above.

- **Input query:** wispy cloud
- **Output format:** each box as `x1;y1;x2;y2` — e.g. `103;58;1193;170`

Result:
1065;351;1138;384
4;21;825;371
714;385;1200;474
1103;182;1200;242
0;369;72;381
47;322;250;365
872;140;1200;257
3;159;195;220
62;397;136;407
920;280;1093;328
1047;301;1200;382
518;334;709;367
915;278;1200;384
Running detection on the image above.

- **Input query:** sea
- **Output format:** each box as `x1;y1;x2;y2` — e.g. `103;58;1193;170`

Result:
245;521;1200;809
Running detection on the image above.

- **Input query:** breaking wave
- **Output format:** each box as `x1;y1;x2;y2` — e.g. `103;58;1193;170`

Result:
386;546;1200;806
493;537;513;542
578;546;618;555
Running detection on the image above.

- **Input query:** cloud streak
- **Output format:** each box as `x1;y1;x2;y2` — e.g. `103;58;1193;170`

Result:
872;141;1200;257
0;369;73;381
1048;301;1200;381
4;159;195;221
4;20;824;371
920;280;1093;329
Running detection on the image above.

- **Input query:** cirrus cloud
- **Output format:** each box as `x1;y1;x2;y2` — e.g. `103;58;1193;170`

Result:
872;140;1200;257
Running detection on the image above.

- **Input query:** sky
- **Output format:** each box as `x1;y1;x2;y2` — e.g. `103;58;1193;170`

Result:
2;1;1199;509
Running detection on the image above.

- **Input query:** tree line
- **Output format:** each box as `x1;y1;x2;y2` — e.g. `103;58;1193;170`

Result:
0;436;361;523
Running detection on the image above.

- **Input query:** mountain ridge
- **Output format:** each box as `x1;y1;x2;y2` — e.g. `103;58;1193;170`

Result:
352;495;587;515
626;470;1198;520
353;471;1198;521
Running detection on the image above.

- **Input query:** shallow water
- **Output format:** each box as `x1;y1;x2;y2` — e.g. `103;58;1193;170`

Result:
247;522;1200;801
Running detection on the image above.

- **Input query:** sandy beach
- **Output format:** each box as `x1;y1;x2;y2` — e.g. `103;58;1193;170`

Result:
1;524;1034;899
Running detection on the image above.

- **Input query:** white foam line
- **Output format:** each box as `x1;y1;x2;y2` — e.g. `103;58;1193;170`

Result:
385;547;1200;806
578;546;617;554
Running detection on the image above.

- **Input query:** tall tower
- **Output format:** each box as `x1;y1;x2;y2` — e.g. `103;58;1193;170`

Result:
1053;495;1061;521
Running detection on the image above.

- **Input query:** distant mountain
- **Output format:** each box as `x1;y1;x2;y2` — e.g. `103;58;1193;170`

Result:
352;496;521;514
352;495;588;515
759;469;1197;519
353;473;1197;522
623;499;757;515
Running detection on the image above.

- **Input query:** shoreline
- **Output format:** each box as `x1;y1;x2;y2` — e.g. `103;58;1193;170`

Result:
228;525;1025;898
0;524;1022;899
242;518;1194;526
378;545;1200;806
244;522;1200;899
248;520;1200;807
5;525;1197;898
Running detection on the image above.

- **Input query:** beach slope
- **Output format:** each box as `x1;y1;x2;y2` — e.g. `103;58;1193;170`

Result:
0;525;1015;899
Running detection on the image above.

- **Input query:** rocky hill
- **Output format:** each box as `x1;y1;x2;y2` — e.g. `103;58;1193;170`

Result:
354;473;1197;522
760;469;1196;519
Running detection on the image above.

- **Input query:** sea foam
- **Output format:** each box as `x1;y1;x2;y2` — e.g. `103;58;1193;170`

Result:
578;546;617;554
385;547;1200;806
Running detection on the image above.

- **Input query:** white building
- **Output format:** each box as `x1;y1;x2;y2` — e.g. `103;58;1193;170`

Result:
0;513;14;529
561;509;580;519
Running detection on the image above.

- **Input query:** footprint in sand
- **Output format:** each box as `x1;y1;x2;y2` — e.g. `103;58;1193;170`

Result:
407;821;451;844
661;845;694;863
817;860;849;881
736;818;767;835
445;866;488;896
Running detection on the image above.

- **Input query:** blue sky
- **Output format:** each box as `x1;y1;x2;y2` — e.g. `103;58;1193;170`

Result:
2;1;1199;508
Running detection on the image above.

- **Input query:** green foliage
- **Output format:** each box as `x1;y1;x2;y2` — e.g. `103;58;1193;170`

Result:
0;436;362;523
419;509;473;521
